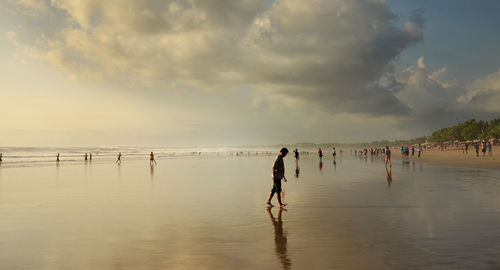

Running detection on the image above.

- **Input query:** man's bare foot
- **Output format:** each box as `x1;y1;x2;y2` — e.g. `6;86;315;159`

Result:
279;203;287;208
267;202;274;207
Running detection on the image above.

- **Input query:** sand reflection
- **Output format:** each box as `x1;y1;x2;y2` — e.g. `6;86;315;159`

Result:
267;207;291;270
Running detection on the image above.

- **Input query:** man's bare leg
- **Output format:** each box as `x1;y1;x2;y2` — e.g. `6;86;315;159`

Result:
267;192;275;207
277;193;287;208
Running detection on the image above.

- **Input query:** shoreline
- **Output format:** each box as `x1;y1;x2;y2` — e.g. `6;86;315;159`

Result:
394;146;499;170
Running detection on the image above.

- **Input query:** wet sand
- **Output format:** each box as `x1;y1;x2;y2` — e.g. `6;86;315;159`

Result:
402;146;499;170
1;155;500;269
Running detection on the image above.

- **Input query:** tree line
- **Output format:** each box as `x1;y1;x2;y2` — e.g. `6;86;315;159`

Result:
429;119;500;143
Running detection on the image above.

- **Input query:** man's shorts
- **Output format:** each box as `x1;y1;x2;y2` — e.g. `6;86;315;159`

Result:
271;180;282;193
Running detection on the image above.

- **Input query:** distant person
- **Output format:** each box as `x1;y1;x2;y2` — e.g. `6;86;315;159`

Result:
116;152;122;164
89;153;92;161
474;142;479;157
84;153;88;161
411;146;415;157
267;148;288;208
482;140;487;156
488;142;493;156
418;144;422;158
332;147;337;161
318;148;323;161
293;149;299;161
56;153;60;163
0;153;2;163
150;152;157;165
385;146;391;167
465;143;469;154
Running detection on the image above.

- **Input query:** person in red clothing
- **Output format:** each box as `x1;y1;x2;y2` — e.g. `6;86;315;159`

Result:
318;148;323;161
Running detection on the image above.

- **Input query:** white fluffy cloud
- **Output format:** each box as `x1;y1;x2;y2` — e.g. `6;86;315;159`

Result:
458;69;500;112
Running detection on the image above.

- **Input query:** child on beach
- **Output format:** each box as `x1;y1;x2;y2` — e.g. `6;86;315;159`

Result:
267;148;288;208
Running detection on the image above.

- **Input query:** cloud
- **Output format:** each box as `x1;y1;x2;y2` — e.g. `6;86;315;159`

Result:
458;68;500;112
9;0;425;118
8;0;49;16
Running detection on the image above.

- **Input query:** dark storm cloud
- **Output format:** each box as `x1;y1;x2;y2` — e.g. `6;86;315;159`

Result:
11;0;424;117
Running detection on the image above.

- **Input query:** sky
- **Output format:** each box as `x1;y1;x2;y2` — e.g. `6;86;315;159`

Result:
1;0;500;146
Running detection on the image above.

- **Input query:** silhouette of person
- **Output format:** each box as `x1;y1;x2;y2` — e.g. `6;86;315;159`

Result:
150;152;157;165
116;152;122;164
267;207;291;270
267;148;288;208
56;153;60;163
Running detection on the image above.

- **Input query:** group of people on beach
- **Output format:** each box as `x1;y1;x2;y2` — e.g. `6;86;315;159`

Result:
50;152;158;165
400;145;423;160
465;140;493;157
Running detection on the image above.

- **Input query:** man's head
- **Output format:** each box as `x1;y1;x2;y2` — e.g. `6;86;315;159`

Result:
280;148;289;157
386;146;389;149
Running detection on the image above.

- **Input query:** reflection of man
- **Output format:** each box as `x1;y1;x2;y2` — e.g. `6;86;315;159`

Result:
267;208;291;270
385;166;392;188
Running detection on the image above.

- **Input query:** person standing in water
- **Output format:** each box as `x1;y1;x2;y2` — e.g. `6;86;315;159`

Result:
150;152;157;165
84;153;88;161
267;148;288;208
56;153;60;163
385;146;391;167
89;153;92;161
318;148;323;161
293;149;299;161
332;147;337;162
116;152;122;164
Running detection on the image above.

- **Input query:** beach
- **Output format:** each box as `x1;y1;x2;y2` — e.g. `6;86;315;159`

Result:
1;152;500;269
400;146;499;170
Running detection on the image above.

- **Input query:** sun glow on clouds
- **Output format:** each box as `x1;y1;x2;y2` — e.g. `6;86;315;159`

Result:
3;0;500;145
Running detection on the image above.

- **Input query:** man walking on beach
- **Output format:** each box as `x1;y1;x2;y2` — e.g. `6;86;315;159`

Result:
267;148;288;208
474;142;479;157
